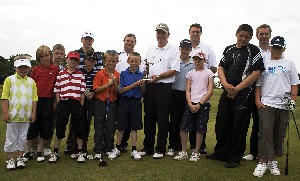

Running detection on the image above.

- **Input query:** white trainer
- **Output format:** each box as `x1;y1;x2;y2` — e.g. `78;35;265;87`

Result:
267;161;280;175
189;152;200;162
71;153;78;159
153;152;164;159
48;153;59;163
167;149;175;157
44;149;52;156
94;153;102;160
37;156;45;162
174;151;188;160
6;158;16;170
243;154;256;161
16;157;25;169
108;148;120;160
253;162;267;177
131;150;142;160
77;152;86;163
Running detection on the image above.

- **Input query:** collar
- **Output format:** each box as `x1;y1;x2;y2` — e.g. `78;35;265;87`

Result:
156;42;170;50
16;73;28;80
125;67;141;74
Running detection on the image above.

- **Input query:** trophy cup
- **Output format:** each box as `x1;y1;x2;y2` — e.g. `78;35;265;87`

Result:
142;59;153;81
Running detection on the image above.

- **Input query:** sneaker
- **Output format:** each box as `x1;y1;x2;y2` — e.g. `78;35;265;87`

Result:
189;152;200;162
71;153;78;159
16;157;25;169
131;150;142;160
243;154;257;161
94;153;102;160
6;158;16;170
267;161;280;175
253;162;267;177
108;148;120;160
199;148;207;154
23;152;33;162
64;147;71;154
36;152;45;162
77;152;85;163
48;152;59;163
153;152;164;159
138;148;147;156
44;149;52;156
174;151;188;160
167;149;175;157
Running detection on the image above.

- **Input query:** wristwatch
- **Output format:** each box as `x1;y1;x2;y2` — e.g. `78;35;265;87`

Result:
198;102;203;106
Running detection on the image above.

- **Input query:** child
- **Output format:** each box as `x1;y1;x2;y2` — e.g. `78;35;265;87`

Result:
49;51;86;163
70;50;97;159
253;36;298;177
167;39;194;157
52;44;66;70
24;45;60;162
1;56;38;170
93;50;119;161
112;52;144;160
174;51;214;162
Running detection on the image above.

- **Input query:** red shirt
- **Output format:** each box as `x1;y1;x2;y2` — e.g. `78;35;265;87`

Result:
54;68;86;101
30;64;60;98
93;68;119;102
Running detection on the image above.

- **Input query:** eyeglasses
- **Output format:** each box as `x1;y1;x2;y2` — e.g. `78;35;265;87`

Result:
258;33;270;36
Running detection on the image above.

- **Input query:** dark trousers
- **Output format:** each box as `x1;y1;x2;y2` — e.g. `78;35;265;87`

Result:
143;83;172;153
168;90;186;151
213;91;252;162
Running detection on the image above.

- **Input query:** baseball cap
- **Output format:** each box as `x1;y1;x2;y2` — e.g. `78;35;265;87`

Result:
82;31;94;39
180;39;192;48
14;59;31;67
67;51;80;60
192;51;206;59
156;23;169;33
84;51;96;60
270;36;286;48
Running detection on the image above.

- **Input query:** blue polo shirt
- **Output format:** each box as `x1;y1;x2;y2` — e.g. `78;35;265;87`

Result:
120;67;144;98
172;58;195;91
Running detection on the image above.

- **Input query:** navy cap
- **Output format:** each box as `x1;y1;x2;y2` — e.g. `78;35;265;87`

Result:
180;39;192;48
270;36;286;48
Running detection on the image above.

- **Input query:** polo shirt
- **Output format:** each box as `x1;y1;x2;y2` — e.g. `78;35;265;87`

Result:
145;42;180;83
30;64;60;98
76;47;104;72
119;68;144;98
93;68;120;102
173;58;195;91
79;68;96;91
1;74;38;122
54;68;86;101
189;41;217;69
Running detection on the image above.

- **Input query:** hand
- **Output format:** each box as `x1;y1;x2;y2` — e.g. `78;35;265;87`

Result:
256;102;265;109
288;100;296;110
108;79;113;86
3;113;10;123
30;113;36;123
148;75;158;83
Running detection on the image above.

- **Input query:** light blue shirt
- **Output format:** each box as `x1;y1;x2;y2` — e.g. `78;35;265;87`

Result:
172;58;195;91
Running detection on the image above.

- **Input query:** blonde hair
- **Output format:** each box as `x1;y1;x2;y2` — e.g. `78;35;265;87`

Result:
36;45;52;63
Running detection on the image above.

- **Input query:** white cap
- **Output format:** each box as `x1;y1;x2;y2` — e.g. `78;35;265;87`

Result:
14;59;31;67
82;31;94;39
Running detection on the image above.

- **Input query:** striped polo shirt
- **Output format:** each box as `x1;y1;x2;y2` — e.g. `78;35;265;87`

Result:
54;68;86;101
79;68;96;91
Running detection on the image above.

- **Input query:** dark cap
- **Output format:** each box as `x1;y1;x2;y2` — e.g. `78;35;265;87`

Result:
180;39;192;48
270;36;286;48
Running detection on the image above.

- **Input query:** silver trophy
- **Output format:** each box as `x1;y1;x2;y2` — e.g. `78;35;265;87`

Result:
143;59;153;81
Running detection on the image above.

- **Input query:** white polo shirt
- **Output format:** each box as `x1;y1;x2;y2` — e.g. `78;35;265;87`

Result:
116;51;145;73
146;43;180;83
189;41;217;69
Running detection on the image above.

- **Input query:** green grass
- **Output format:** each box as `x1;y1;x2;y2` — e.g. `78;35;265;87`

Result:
0;88;300;181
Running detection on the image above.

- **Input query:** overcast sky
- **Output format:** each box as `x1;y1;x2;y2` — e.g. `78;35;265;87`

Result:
1;0;300;72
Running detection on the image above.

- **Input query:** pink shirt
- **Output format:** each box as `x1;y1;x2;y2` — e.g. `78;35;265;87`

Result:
186;68;214;103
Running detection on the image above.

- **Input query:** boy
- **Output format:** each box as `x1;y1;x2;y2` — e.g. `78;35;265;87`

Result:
24;45;60;162
174;51;214;162
52;44;66;70
70;50;97;159
2;56;38;170
206;24;264;168
253;36;298;177
111;52;144;160
93;50;119;161
49;51;86;163
167;39;194;157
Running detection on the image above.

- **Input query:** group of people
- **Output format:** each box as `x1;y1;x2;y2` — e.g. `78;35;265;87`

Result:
1;22;298;178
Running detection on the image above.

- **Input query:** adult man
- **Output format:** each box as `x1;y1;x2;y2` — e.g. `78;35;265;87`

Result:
188;23;217;154
141;23;180;158
116;33;144;152
206;24;264;168
243;24;272;161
